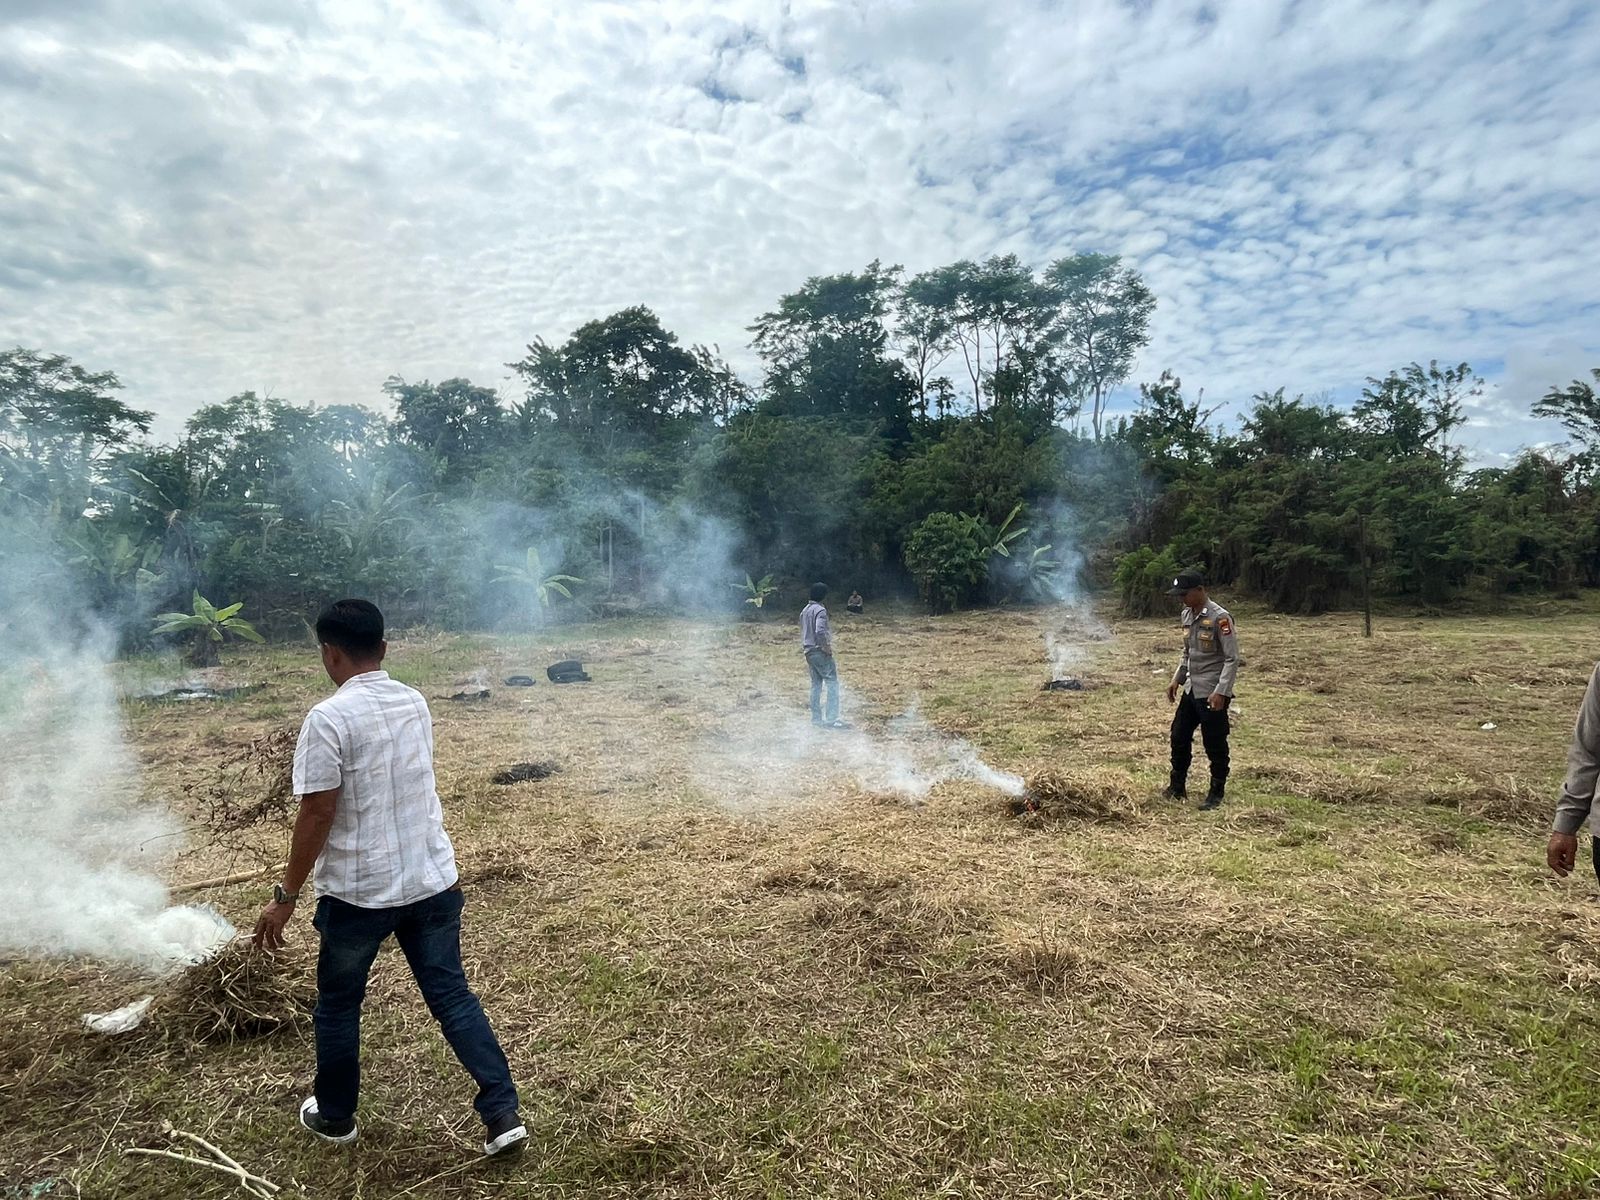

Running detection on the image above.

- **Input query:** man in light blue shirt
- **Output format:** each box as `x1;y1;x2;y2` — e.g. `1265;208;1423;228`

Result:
800;582;843;728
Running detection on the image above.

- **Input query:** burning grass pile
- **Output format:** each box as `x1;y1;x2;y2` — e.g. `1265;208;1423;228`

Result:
161;942;314;1043
1017;767;1141;822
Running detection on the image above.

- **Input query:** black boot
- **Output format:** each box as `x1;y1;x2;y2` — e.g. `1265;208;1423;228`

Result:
1163;780;1187;801
1198;785;1224;811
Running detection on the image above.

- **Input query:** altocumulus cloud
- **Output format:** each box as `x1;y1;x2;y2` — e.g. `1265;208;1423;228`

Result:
0;0;1595;458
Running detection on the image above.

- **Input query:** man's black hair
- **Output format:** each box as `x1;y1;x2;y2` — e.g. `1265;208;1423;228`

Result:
315;598;385;657
809;582;828;601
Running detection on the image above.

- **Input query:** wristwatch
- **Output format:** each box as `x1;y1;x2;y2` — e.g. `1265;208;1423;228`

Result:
273;883;300;905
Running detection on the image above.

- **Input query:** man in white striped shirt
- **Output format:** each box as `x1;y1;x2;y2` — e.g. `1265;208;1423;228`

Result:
251;599;525;1157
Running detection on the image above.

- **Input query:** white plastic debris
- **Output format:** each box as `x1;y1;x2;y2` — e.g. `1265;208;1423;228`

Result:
83;994;154;1034
1480;722;1497;731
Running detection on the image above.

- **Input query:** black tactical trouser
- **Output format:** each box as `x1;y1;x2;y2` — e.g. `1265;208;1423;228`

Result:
1171;692;1230;797
1592;838;1600;889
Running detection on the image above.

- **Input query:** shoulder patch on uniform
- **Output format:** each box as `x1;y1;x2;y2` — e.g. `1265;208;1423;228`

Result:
1218;616;1234;636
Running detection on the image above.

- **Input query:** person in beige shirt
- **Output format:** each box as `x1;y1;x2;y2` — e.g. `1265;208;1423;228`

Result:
1164;569;1239;811
1547;662;1600;887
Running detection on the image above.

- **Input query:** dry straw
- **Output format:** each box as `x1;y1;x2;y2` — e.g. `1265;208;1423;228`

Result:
1019;767;1143;821
161;941;314;1043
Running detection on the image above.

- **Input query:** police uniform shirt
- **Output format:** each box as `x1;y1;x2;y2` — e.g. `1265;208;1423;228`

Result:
1172;602;1239;699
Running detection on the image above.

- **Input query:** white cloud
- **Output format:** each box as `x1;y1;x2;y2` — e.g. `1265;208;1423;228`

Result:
0;0;1594;455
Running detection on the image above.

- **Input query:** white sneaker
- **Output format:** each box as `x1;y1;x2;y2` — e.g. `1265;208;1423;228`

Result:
484;1111;528;1157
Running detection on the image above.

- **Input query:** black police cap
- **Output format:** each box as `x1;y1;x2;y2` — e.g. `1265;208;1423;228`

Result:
1166;570;1206;596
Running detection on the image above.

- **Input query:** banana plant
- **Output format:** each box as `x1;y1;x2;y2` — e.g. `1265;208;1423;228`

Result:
493;547;583;625
730;572;777;609
152;591;265;667
1019;543;1062;599
982;503;1029;559
64;524;163;604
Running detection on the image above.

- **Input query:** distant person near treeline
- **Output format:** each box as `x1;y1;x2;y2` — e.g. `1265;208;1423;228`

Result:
801;583;844;729
847;591;864;614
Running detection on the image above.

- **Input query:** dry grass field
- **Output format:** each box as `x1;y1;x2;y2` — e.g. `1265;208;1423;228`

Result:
6;601;1600;1199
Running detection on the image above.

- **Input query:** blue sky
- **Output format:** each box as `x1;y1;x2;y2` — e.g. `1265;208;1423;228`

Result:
0;0;1596;463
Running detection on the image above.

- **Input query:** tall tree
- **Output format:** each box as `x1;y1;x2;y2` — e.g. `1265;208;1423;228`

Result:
509;307;737;450
1353;361;1475;463
1124;371;1221;483
0;347;151;520
892;280;954;421
1043;254;1155;440
384;376;504;481
1533;368;1600;458
750;261;900;372
1402;359;1479;456
903;255;1050;415
750;262;915;440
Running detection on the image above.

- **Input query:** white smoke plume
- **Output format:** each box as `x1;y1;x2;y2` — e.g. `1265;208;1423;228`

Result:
1025;502;1113;681
691;692;1023;809
0;549;234;971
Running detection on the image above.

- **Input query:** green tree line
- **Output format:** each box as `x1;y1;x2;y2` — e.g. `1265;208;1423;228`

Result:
2;255;1597;640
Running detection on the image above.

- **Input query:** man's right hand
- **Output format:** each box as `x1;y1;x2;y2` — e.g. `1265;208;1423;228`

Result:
1548;831;1579;877
252;899;296;950
1166;681;1179;704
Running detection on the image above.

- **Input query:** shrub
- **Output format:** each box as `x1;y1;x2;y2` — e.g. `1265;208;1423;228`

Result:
1112;544;1182;617
904;512;989;612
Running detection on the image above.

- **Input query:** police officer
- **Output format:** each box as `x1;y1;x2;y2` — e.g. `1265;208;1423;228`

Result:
1163;569;1238;810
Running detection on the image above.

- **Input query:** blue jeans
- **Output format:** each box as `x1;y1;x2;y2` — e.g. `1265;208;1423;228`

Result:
311;886;517;1125
806;649;839;724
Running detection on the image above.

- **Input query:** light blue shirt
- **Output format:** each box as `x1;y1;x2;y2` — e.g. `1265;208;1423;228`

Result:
800;601;833;653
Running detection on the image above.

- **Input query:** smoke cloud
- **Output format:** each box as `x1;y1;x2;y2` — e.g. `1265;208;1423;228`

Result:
0;546;234;971
690;688;1024;810
1019;501;1113;681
